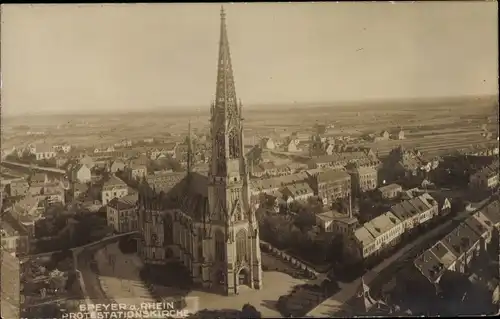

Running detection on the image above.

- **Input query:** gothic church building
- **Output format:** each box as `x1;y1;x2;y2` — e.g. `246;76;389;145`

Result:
137;7;263;295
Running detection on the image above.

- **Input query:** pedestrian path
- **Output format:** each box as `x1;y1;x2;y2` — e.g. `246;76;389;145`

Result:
94;242;155;307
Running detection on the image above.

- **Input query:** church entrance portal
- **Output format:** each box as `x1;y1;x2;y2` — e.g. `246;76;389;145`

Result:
238;268;250;287
216;269;226;286
165;248;174;259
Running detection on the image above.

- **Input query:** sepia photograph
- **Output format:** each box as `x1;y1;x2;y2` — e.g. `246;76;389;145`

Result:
1;2;499;318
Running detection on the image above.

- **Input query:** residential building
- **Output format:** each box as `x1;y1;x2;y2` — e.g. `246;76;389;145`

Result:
377;183;402;199
127;163;148;181
130;154;149;167
380;130;390;140
32;144;57;161
260;137;275;150
71;163;92;184
257;161;278;176
1;212;30;256
306;169;351;205
348;164;378;195
469;161;499;191
56;157;69;168
389;193;438;232
250;164;265;178
284;138;300;152
73;182;89;201
384;146;428;181
1;250;21;319
27;173;47;196
249;172;309;197
364;212;404;252
411;193;438;224
325;143;335;155
106;194;139;233
10;195;42;238
94;146;115;153
41;181;66;205
345;211;403;262
414;241;452;284
149;142;178;160
431;193;453;217
114;140;133;148
280;182;314;204
415;222;482;285
464;210;495;250
480;199;500;229
345;226;376;261
101;175;128;205
258;190;285;213
392;129;405;140
53;144;72;153
316;209;358;235
8;179;29;197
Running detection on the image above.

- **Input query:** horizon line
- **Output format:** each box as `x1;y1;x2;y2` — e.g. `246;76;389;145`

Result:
2;93;498;118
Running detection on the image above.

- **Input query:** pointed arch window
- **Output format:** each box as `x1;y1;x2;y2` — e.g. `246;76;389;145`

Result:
164;214;173;245
151;233;158;246
197;228;204;259
229;128;240;159
214;230;225;262
236;229;247;263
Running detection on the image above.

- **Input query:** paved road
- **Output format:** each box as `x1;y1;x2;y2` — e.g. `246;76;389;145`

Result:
306;201;484;317
1;160;66;174
76;246;114;304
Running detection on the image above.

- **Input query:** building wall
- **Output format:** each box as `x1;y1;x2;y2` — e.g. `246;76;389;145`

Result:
9;182;29;197
317;177;351;204
107;206;138;233
1;251;21;319
75;167;92;183
138;208;262;295
35;151;56;160
102;187;128;206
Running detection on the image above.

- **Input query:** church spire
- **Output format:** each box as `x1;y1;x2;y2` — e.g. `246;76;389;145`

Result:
210;6;244;177
187;119;194;174
215;4;239;124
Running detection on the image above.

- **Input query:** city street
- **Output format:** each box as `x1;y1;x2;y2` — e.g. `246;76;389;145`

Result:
76;246;114;304
306;199;486;317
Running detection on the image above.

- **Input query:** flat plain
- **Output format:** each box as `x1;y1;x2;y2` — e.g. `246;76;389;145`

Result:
2;96;498;157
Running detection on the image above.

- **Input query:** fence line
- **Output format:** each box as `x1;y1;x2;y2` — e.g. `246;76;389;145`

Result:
260;240;319;279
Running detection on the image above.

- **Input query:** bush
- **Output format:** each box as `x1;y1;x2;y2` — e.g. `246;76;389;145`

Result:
241;304;261;319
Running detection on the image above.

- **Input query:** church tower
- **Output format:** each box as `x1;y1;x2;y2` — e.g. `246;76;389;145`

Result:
206;6;262;295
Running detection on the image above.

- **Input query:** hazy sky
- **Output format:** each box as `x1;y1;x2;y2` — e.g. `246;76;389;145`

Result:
1;2;498;115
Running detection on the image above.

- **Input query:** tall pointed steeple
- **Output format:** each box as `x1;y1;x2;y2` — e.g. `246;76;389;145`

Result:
210;5;244;177
187;119;194;174
206;7;262;295
215;5;239;119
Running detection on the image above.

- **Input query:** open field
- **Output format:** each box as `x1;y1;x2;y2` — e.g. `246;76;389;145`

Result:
2;96;498;156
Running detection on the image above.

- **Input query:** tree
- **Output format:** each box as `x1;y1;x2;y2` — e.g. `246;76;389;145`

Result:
293;209;316;232
241;303;261;319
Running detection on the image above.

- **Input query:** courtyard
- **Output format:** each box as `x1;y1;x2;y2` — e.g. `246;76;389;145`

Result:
93;243;328;317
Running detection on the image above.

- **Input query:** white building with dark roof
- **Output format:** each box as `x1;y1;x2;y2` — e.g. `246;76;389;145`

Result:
102;175;128;205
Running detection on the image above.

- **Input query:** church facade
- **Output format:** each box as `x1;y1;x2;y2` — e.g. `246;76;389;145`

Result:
137;7;263;296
